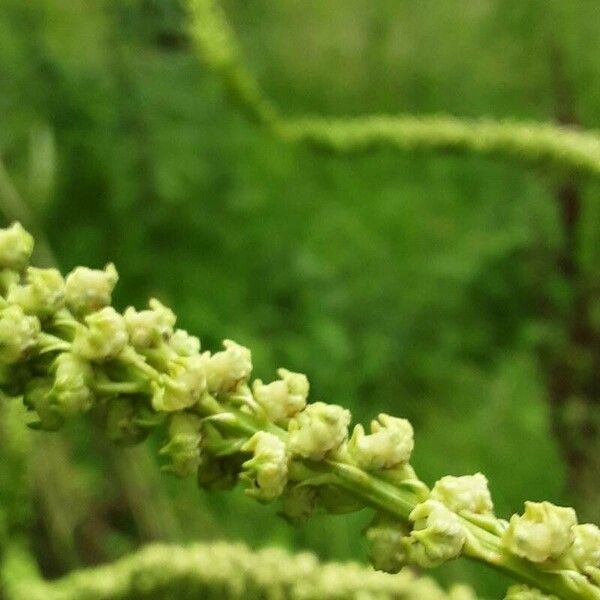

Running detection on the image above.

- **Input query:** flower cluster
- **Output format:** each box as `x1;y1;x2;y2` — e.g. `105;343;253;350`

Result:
0;223;598;600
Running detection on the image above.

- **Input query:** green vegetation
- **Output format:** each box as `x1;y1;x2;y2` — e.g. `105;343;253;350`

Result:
0;1;599;598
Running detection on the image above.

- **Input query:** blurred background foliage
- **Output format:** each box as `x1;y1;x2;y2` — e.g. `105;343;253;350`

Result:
1;0;600;598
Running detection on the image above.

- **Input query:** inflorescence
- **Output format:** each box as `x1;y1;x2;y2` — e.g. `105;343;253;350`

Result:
2;541;477;600
0;223;599;600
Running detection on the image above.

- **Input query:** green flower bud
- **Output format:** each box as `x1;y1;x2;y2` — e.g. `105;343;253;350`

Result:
570;524;600;571
7;267;64;317
104;398;149;446
431;473;494;515
288;402;351;460
64;263;118;315
152;354;207;412
23;378;63;430
241;431;288;501
504;585;554;600
348;414;414;470
159;413;202;477
169;328;201;356
503;501;577;563
0;305;40;364
205;339;252;394
280;485;317;524
124;299;176;350
252;368;309;425
406;499;467;568
73;307;129;361
366;514;410;573
50;352;95;418
0;223;34;271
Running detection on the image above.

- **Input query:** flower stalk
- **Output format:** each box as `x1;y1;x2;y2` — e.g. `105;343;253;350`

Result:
0;222;599;600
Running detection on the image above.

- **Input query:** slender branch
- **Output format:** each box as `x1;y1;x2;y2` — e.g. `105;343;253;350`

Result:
186;0;600;178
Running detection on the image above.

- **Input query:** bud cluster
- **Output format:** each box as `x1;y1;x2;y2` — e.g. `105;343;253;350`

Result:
0;223;597;600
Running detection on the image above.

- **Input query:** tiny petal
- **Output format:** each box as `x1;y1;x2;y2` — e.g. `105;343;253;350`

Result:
159;413;202;477
124;298;176;350
570;524;600;571
50;352;95;418
281;485;317;524
73;307;129;361
348;414;414;470
152;354;207;412
366;515;410;573
0;305;40;364
503;501;577;563
169;329;201;356
406;499;467;568
242;431;288;501
205;339;252;394
431;473;494;515
252;369;308;425
64;263;118;315
23;378;63;430
8;267;65;317
288;402;351;461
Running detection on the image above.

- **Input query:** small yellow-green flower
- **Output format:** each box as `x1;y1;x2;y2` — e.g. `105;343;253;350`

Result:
281;485;317;523
242;431;288;501
105;397;149;446
288;401;351;460
406;499;467;568
50;352;95;418
205;339;252;394
169;328;201;356
124;298;176;350
503;501;577;563
570;524;600;571
348;414;414;470
366;515;410;573
64;263;118;315
73;307;129;361
152;354;207;412
252;368;309;425
431;473;494;515
159;413;202;477
8;267;65;317
0;305;40;364
23;378;62;430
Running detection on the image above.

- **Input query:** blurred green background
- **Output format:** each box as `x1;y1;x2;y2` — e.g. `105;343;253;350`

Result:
1;1;600;597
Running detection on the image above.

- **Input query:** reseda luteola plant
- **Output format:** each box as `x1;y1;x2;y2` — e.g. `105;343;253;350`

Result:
0;222;599;600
